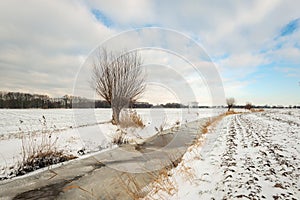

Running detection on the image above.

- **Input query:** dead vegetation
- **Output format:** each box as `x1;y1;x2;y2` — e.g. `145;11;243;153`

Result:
16;151;76;176
202;109;249;134
111;130;130;145
118;173;146;199
110;109;145;145
14;116;76;176
251;108;265;112
146;170;178;199
116;153;183;199
119;109;145;128
155;118;167;134
202;112;229;134
225;110;243;115
176;162;196;184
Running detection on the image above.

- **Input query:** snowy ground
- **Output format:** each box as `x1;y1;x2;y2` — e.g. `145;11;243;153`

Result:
144;109;300;199
0;108;224;179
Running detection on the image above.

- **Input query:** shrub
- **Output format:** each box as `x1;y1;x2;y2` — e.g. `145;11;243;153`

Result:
111;130;129;145
119;109;145;128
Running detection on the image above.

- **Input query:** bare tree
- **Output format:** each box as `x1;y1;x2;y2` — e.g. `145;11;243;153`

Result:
226;97;235;111
91;48;145;124
245;102;252;110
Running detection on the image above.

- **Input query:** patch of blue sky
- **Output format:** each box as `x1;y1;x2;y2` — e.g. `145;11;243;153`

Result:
294;42;300;49
258;40;284;54
143;23;160;28
242;63;299;105
210;53;230;62
280;18;299;37
91;9;113;27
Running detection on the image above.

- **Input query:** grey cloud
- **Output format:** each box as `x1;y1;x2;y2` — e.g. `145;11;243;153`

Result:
0;0;299;105
0;0;115;97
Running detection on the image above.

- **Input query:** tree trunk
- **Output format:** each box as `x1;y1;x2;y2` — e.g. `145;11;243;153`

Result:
228;105;232;111
112;107;121;125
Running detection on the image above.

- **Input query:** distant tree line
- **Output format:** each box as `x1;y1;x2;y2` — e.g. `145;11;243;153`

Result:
0;91;54;109
1;91;299;109
0;91;104;109
230;104;300;109
0;91;154;109
153;103;187;108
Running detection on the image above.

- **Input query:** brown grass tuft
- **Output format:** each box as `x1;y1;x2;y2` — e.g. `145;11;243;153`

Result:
17;151;76;176
251;108;265;112
145;169;178;199
119;109;145;128
111;130;129;145
15;116;77;176
155;118;167;134
225;110;243;115
177;162;195;184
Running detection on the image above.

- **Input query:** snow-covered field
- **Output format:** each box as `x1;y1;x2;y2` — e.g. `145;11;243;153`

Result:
144;109;300;199
0;108;224;179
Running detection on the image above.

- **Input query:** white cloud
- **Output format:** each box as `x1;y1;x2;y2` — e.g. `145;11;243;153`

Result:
216;53;268;80
0;0;115;97
274;66;300;78
0;0;299;105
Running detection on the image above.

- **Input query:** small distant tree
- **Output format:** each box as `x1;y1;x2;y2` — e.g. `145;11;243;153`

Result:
226;98;235;111
245;102;252;110
91;48;145;125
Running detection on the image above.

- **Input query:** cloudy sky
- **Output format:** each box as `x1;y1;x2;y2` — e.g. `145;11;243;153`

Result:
0;0;299;106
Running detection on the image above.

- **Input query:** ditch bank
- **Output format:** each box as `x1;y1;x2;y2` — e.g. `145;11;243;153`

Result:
0;118;210;200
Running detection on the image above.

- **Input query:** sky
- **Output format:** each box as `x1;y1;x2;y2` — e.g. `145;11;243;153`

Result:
0;0;299;106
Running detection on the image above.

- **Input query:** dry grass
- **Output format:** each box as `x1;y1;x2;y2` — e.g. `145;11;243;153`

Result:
15;116;76;176
117;154;182;199
251;108;265;112
177;162;196;184
202;110;245;135
202;117;214;134
112;109;145;145
155;118;167;134
224;110;243;115
142;154;186;199
118;173;145;199
151;171;178;198
119;109;145;128
144;168;178;200
17;151;76;176
111;130;130;145
202;114;225;134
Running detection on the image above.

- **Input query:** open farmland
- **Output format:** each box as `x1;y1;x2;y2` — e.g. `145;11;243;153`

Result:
0;108;223;179
145;109;300;199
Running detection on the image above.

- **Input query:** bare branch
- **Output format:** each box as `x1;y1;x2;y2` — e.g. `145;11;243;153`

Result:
91;48;145;124
226;97;236;111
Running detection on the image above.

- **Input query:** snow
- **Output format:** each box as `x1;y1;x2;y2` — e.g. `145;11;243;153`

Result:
144;109;300;199
0;108;223;179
